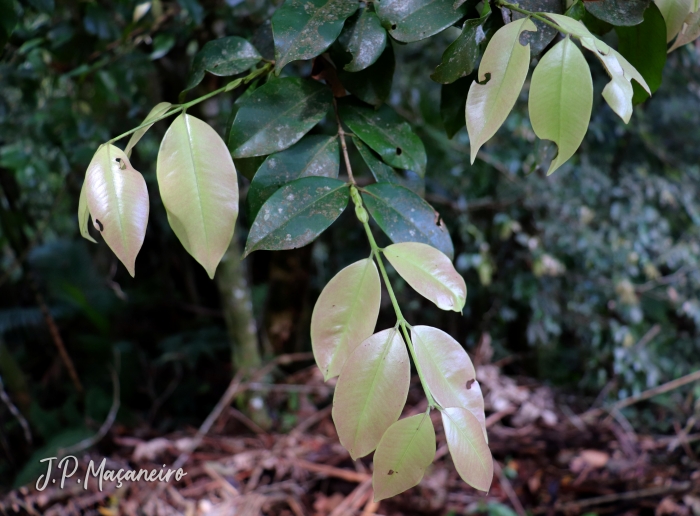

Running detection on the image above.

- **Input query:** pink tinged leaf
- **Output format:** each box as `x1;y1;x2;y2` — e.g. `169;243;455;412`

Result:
310;258;381;381
78;179;97;244
383;242;466;312
441;407;493;492
85;144;149;277
332;328;410;459
372;413;436;502
157;113;239;279
125;102;173;158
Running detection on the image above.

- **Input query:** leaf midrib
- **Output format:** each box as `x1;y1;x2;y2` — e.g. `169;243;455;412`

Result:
182;115;210;256
363;187;435;244
391;253;457;308
444;409;489;474
385;413;430;485
413;329;463;407
105;146;127;253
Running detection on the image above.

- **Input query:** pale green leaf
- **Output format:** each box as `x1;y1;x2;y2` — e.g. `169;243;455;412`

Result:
78;179;97;244
85;144;149;277
441;407;493;492
125;102;172;158
466;18;537;163
528;37;592;175
383;242;466;312
372;413;436;501
157;113;239;279
669;9;700;51
311;258;381;380
333;328;409;459
655;0;693;41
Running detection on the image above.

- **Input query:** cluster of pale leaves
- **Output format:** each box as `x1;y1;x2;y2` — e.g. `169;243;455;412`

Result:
468;0;699;175
310;242;493;501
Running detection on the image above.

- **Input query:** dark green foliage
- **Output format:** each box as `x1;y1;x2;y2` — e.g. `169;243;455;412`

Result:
584;0;651;26
184;37;262;92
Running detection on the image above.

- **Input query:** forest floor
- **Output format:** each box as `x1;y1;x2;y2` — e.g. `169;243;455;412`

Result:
1;355;699;516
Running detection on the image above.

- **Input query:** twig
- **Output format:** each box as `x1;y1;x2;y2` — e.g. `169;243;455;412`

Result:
244;382;332;394
333;97;356;184
329;478;373;516
0;374;31;445
494;461;526;516
227;406;267;434
294;459;370;483
613;369;700;412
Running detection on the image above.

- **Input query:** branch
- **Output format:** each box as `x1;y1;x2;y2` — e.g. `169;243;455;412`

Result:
333;97;356;185
0;374;31;445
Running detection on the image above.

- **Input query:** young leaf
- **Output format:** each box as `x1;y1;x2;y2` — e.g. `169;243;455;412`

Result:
383;242;466;312
332;328;409;459
245;177;349;257
528;37;593;175
361;183;454;259
655;0;693;42
585;0;651;26
440;75;473;139
375;0;469;43
228;77;332;158
431;11;489;84
353;137;402;184
372;413;436;502
247;135;340;220
272;0;359;73
441;407;493;492
157;114;238;279
336;42;395;107
84;145;149;277
466;18;537;163
337;8;387;72
124;102;172;158
669;9;700;51
78;180;97;244
184;37;262;91
339;100;426;176
310;257;380;380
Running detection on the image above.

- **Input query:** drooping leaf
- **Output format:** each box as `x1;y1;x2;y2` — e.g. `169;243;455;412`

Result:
431;10;489;84
440;75;474;139
337;8;387;72
78;180;97;244
84;145;149;277
157;114;239;279
375;0;469;43
125;102;172;158
310;257;380;380
336;42;395;106
616;2;667;103
353;137;402;184
669;9;700;51
528;37;592;175
339;100;426;176
384;242;466;312
245;176;349;257
466;18;537;163
441;407;493;492
247;135;340;220
585;0;651;26
655;0;693;41
228;78;332;158
271;0;359;73
362;183;454;259
372;413;436;502
184;37;262;91
333;328;409;459
509;0;563;56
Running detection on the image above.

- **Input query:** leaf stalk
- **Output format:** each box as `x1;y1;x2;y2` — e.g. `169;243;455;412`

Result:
496;1;568;34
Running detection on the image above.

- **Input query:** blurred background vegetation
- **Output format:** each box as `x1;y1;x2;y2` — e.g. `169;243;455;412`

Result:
2;0;700;490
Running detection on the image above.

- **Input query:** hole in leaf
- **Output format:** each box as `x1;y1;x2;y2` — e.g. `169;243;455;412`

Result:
395;147;402;156
95;219;104;232
477;72;491;85
387;470;395;475
391;23;397;30
466;379;475;390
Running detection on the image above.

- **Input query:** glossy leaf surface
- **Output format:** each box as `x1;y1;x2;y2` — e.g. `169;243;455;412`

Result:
585;0;650;26
157;114;238;279
310;257;380;380
442;407;493;491
78;180;96;244
185;37;261;91
431;11;489;84
655;0;693;41
337;8;386;71
353;138;402;184
376;0;468;43
333;328;409;459
336;43;394;106
372;414;436;501
125;102;172;158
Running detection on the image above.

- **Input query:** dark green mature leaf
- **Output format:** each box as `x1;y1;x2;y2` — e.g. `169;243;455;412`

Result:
585;0;651;26
376;0;469;43
336;43;395;106
184;37;262;91
228;78;332;158
244;177;349;256
362;183;454;258
440;75;473;139
0;0;17;48
272;0;359;73
431;12;489;84
353;138;402;184
565;0;586;20
26;0;53;13
509;0;564;55
338;8;387;71
582;10;614;35
234;156;266;181
338;100;426;176
247;135;340;220
616;2;666;104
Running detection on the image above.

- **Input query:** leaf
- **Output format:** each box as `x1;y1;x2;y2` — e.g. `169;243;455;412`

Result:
244;176;349;256
337;8;387;72
375;0;469;43
466;18;537;163
441;407;493;492
431;11;489;84
336;42;395;106
528;37;592;175
184;37;262;91
124;102;172;158
440;75;474;139
157;114;239;279
272;0;359;73
0;0;17;48
84;145;149;277
564;0;586;21
362;183;454;259
616;2;667;103
338;100;426;176
78;179;97;244
508;0;563;56
247;135;339;220
384;242;466;312
353;137;402;184
228;77;332;158
310;257;380;380
669;9;700;51
411;326;486;437
372;413;436;501
332;328;410;459
585;0;651;26
654;0;693;41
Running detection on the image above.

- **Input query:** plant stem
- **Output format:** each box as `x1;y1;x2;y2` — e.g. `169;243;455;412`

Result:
496;0;568;34
333;97;356;185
